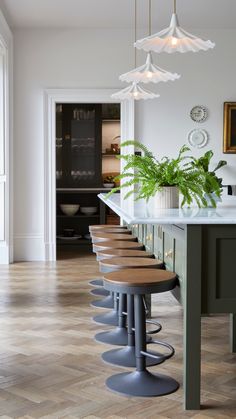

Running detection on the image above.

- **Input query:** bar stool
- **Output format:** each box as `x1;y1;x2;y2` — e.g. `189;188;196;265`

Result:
94;257;163;346
91;249;153;296
93;248;154;326
89;225;128;231
90;228;131;235
91;241;144;321
89;228;132;293
92;232;137;244
89;226;130;287
93;240;144;253
103;268;179;397
90;235;144;321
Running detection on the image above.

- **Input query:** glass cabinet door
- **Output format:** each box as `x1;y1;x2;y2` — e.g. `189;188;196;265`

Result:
56;103;102;188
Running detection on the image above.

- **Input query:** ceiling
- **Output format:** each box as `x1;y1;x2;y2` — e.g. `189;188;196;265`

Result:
0;0;236;30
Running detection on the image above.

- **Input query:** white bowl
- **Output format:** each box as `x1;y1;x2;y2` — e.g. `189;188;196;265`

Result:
60;204;80;216
103;183;115;188
80;206;98;215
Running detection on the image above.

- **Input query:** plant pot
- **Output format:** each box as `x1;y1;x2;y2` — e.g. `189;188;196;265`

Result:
151;186;179;209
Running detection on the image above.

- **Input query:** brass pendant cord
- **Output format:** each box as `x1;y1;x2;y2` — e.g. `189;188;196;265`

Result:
149;0;152;36
134;0;137;67
174;0;177;14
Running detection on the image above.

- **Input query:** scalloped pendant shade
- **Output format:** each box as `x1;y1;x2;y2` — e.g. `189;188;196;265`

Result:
119;52;180;84
111;81;160;101
135;13;215;54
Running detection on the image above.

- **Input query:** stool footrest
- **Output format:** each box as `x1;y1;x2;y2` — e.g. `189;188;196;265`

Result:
141;340;175;361
146;320;162;335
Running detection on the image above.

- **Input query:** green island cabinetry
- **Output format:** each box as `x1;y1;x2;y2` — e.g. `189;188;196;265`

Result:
130;221;236;410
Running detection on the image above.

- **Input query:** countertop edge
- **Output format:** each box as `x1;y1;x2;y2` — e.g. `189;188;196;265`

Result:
98;193;236;225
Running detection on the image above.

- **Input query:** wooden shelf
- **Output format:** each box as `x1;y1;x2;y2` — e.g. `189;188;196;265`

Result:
102;153;120;157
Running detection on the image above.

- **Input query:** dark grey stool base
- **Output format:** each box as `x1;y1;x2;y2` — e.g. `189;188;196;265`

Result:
89;279;103;287
91;295;114;309
95;327;128;346
93;311;118;326
102;346;164;368
90;288;110;297
106;370;179;397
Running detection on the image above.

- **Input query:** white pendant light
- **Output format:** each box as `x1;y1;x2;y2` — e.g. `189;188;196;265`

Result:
119;0;180;84
135;0;215;54
119;51;180;84
111;0;159;101
111;81;160;101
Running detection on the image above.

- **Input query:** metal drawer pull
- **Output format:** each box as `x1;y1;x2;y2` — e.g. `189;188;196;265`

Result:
141;340;175;361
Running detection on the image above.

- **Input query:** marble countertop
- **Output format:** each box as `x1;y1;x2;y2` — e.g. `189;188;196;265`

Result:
98;193;236;225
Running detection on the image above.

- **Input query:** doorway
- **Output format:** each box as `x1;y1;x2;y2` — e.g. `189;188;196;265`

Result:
56;102;121;259
44;89;134;261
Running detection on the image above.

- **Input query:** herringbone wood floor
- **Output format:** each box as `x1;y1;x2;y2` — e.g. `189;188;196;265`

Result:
0;249;235;419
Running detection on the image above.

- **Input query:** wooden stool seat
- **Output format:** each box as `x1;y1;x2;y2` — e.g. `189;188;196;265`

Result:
100;257;162;272
97;249;153;260
93;241;144;252
92;233;137;243
90;228;131;235
103;268;177;295
89;225;127;231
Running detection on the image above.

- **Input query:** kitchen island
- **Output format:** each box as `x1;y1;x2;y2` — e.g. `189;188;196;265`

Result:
99;193;236;410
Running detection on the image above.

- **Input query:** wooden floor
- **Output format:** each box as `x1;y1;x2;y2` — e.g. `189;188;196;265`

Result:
0;249;235;419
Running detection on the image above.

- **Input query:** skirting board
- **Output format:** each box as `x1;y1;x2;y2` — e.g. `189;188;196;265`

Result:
0;242;10;264
14;235;45;261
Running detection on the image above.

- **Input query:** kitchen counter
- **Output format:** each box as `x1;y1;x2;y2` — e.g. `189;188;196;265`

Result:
98;193;236;224
98;192;236;411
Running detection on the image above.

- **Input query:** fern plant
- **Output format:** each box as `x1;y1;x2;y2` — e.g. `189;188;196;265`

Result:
190;150;227;193
106;140;226;208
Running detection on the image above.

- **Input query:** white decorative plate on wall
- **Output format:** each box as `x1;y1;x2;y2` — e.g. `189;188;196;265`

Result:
190;105;208;123
188;129;209;148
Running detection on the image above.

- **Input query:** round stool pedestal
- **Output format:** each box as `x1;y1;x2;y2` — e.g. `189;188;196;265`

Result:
95;327;128;346
106;370;179;397
102;346;163;368
95;293;127;345
89;279;103;287
91;295;114;309
101;295;160;367
90;288;109;297
93;311;118;326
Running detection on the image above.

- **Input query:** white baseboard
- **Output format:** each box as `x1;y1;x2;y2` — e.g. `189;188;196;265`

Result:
44;242;56;261
0;242;10;264
14;235;45;261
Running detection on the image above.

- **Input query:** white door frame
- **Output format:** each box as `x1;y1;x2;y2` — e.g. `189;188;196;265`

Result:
44;88;134;261
0;33;13;264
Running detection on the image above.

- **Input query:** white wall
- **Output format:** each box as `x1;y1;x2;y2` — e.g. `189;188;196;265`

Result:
13;28;132;260
136;30;236;184
13;27;236;260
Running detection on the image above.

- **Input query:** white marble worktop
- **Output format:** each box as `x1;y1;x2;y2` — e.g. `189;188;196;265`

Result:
98;193;236;225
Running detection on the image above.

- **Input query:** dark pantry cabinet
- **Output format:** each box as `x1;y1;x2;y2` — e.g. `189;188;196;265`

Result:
56;103;120;248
